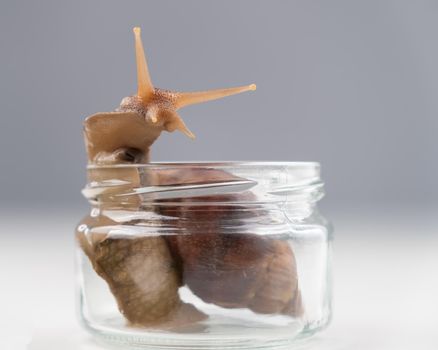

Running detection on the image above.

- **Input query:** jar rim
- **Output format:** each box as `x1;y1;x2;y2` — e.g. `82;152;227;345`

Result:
84;161;323;208
87;161;320;170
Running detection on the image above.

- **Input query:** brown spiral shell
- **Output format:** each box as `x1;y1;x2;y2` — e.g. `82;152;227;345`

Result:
156;168;303;316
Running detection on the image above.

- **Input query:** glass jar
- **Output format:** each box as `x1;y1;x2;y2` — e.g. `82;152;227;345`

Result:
76;162;332;349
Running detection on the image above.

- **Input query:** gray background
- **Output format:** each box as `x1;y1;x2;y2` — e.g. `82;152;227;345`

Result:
1;0;437;211
1;2;437;348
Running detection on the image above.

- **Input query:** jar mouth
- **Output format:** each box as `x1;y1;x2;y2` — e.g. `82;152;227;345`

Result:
84;161;324;207
87;161;320;170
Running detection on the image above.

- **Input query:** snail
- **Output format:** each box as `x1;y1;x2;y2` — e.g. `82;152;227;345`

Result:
76;27;257;327
78;26;304;328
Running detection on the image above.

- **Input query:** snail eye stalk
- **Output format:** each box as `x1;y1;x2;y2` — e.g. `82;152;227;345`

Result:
133;27;154;103
131;27;255;139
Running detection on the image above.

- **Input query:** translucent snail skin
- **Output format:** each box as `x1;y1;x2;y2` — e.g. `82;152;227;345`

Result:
77;27;302;327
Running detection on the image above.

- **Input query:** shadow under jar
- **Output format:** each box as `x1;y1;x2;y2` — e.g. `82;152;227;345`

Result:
76;162;332;349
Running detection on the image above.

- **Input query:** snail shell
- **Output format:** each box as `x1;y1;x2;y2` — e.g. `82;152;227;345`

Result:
76;215;206;327
156;168;303;316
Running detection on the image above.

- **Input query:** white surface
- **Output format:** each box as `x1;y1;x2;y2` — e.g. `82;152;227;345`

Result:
0;208;437;350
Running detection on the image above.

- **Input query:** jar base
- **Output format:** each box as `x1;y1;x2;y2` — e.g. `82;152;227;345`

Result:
93;333;310;350
83;317;325;350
